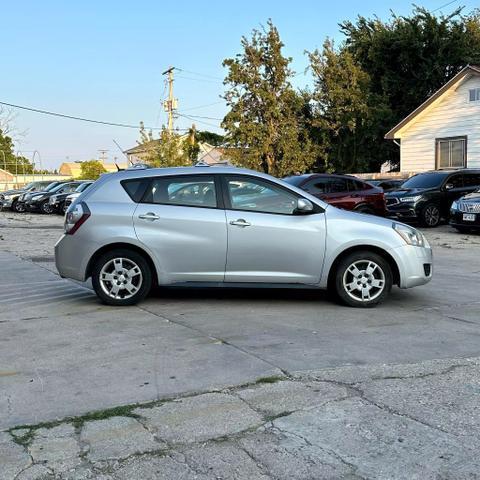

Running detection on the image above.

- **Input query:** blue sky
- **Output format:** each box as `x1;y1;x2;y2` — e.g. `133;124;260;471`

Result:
1;0;477;169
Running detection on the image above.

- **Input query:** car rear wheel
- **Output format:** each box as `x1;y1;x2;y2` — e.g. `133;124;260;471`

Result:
334;251;392;308
40;200;54;214
92;249;152;306
419;204;441;227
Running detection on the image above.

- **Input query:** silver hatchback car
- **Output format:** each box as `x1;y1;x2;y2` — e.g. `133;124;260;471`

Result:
55;166;433;307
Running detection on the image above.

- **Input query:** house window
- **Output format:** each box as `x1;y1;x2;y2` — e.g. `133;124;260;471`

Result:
436;137;467;169
469;88;480;102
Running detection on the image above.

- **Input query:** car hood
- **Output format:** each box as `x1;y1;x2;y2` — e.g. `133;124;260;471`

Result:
386;187;433;197
459;191;480;203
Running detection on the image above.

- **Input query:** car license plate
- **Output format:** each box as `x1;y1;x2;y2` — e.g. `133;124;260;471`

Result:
463;213;476;221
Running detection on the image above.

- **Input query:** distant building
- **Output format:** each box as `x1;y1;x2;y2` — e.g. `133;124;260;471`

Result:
124;136;231;166
58;161;128;178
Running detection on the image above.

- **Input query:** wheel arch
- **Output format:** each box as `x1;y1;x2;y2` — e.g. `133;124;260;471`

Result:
86;242;159;286
327;244;401;289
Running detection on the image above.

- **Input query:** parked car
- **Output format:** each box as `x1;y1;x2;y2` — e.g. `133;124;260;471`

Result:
365;179;405;192
26;182;84;214
450;189;480;233
283;174;386;216
16;181;68;212
385;169;480;227
0;180;56;212
55;166;432;308
50;181;94;214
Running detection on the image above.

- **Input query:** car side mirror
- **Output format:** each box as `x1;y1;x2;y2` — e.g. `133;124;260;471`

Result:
445;183;454;190
295;198;314;214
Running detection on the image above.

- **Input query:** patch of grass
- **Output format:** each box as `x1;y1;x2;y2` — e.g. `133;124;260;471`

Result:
254;375;285;385
70;404;141;428
9;428;35;447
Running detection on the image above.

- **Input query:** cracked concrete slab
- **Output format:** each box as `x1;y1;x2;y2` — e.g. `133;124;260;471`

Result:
135;392;263;443
28;424;81;474
81;416;163;462
0;431;31;480
271;396;480;479
236;380;348;416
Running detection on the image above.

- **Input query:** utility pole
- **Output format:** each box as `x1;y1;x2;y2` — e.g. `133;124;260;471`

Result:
98;149;109;163
162;66;178;134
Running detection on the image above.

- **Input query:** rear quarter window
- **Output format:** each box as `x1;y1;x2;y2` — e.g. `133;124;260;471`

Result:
121;178;149;202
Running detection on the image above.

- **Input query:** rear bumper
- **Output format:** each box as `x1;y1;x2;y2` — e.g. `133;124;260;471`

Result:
55;234;98;282
450;210;480;229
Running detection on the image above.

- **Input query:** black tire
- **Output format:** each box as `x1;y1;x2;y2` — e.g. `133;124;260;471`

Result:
419;203;441;228
91;249;152;306
354;204;374;215
333;250;392;308
40;200;54;214
12;200;25;213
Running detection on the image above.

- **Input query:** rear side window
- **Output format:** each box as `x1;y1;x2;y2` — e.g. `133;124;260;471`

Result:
304;178;329;194
142;175;217;208
121;179;149;202
328;178;348;193
463;173;480;188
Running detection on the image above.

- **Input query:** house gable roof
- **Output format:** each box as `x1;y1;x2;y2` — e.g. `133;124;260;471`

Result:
385;65;480;140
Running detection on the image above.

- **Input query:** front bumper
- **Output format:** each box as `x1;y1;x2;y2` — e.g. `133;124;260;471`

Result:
0;199;13;208
386;202;419;221
391;243;433;289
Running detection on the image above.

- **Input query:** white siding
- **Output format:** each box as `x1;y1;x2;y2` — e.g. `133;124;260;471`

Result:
399;75;480;172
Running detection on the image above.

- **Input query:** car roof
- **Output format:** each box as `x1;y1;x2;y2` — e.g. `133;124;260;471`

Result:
284;173;362;181
421;169;480;174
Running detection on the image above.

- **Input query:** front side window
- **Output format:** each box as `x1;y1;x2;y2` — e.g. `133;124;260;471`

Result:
226;177;298;215
436;137;466;169
143;175;217;208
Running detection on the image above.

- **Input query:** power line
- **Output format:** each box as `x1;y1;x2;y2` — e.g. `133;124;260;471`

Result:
181;101;225;112
0;100;163;130
177;113;223;121
176;75;223;84
432;0;460;12
176;68;224;81
177;112;222;129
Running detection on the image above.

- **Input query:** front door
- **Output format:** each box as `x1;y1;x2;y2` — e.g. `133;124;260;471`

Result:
223;175;326;284
133;174;227;283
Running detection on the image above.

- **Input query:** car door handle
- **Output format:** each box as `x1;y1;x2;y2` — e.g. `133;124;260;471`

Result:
139;212;160;221
229;218;251;227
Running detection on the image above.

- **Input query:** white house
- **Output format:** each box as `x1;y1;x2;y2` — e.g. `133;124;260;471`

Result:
385;65;480;172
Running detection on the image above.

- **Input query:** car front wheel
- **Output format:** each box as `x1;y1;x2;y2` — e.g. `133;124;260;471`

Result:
419;204;441;227
334;251;392;307
40;200;54;214
91;249;152;306
12;200;26;213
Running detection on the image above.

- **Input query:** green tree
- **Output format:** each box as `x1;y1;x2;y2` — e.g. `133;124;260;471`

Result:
79;160;107;180
337;6;480;170
138;123;191;167
0;129;34;174
222;20;316;177
308;40;389;173
196;130;224;146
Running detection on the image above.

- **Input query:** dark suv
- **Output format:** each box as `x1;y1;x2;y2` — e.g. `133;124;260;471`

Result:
283;174;386;216
385;169;480;227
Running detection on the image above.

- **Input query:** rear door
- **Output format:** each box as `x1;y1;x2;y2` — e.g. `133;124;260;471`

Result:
133;174;227;283
223;175;326;284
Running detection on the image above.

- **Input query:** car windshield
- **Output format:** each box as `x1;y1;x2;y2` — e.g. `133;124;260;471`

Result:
76;182;92;193
51;183;69;193
401;173;448;189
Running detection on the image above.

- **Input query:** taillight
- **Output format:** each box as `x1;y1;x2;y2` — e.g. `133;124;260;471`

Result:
65;202;90;235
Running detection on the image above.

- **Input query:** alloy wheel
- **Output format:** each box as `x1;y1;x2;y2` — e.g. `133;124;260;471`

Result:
342;260;386;303
424;205;440;227
99;257;143;300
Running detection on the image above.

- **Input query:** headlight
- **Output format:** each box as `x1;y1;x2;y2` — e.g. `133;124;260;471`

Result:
49;195;57;204
450;200;459;210
31;194;44;201
400;195;422;203
393;223;426;247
